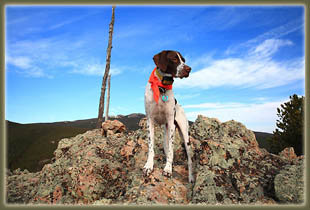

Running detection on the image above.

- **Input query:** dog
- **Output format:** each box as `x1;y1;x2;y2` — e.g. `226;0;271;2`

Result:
143;50;194;183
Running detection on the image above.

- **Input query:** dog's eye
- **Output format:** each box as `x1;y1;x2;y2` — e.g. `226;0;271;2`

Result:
171;58;178;62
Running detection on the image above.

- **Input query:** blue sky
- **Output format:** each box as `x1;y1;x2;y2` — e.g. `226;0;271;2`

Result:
5;5;305;133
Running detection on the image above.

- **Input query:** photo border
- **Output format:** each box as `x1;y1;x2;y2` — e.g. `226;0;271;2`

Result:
0;0;308;210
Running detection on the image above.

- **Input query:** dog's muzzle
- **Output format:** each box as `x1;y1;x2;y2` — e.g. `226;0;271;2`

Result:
180;65;191;78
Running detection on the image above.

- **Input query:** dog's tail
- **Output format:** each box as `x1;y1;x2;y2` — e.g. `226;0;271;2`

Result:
174;104;194;183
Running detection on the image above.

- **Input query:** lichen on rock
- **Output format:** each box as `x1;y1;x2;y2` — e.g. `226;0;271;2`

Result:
6;117;304;205
274;158;304;204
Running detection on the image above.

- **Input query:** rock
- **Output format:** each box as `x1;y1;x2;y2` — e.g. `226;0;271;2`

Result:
6;115;304;205
190;115;222;141
278;147;297;161
101;120;126;137
6;168;40;204
138;117;147;129
274;158;304;204
190;116;285;204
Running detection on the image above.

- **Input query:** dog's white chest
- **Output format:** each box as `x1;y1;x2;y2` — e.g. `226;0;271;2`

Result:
152;103;169;125
144;83;175;125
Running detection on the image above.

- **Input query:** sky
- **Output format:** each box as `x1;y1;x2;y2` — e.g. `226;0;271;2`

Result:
5;5;305;133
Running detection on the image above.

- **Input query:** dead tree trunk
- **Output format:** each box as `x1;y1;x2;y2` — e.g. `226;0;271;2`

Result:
105;74;111;121
97;6;116;128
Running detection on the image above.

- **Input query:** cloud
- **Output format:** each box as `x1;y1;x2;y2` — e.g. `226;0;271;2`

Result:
174;93;200;101
6;31;115;78
226;18;303;55
184;99;288;133
6;56;32;69
6;38;64;78
250;97;270;102
47;12;99;31
6;55;53;78
6;16;29;25
5;8;109;78
174;38;304;90
202;7;251;31
184;102;246;109
71;63;122;76
6;35;124;78
249;39;293;59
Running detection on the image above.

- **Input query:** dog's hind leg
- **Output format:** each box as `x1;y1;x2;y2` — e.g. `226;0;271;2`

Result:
143;118;155;176
175;104;194;183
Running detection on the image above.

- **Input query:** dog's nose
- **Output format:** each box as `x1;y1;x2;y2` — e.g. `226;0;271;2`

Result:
185;66;191;73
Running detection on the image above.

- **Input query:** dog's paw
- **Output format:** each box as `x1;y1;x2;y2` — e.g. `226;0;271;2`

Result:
162;170;172;178
142;166;153;177
163;164;172;178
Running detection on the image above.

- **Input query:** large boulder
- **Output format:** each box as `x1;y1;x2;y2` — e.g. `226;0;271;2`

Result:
274;157;304;204
101;120;126;137
6;115;304;205
190;115;288;204
278;147;298;161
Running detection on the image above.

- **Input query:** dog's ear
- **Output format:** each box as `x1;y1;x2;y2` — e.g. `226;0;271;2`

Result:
153;51;169;71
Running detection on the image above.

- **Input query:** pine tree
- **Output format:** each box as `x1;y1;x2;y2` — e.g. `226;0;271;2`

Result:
269;94;304;155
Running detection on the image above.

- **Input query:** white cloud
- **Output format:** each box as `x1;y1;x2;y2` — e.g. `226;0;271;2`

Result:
71;63;122;76
7;16;29;25
250;97;270;102
48;17;82;30
175;38;304;90
184;102;246;109
226;18;304;55
6;55;52;78
174;93;200;101
48;12;99;31
188;52;215;68
251;18;304;42
6;34;122;78
204;7;250;31
6;56;32;69
184;100;288;133
249;39;293;59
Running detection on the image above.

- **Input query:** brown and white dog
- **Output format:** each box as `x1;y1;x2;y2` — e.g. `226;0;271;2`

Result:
143;50;194;183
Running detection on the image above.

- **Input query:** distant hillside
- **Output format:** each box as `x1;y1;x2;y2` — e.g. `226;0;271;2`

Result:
34;113;146;131
6;113;273;172
253;131;273;149
6;113;146;172
6;121;89;172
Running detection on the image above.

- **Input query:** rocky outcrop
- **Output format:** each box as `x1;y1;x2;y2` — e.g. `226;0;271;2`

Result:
190;116;288;204
274;158;304;204
6;115;304;205
278;147;298;161
101;120;126;137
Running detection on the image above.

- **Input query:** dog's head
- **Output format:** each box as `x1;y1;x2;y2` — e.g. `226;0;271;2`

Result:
153;50;191;78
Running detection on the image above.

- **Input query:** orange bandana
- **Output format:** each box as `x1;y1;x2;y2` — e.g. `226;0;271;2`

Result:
148;67;173;104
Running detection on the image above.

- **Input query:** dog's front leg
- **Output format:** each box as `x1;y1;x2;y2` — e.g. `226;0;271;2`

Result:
143;118;155;176
163;124;169;157
163;120;175;177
